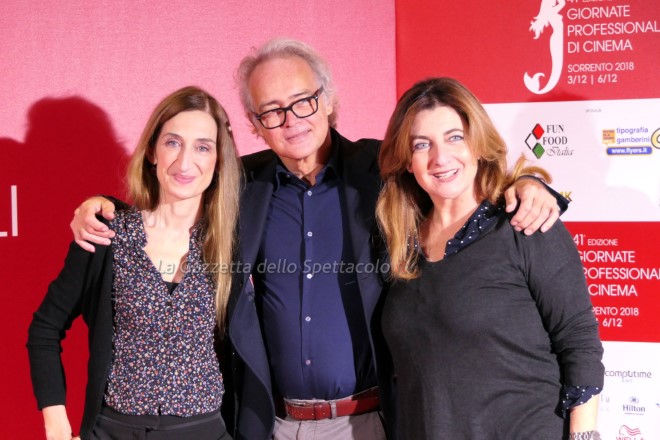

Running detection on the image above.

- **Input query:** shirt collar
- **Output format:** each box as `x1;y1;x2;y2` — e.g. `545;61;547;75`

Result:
273;142;341;190
444;199;502;257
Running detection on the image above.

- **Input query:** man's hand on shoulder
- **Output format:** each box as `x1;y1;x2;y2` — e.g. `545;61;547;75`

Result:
504;177;560;235
70;197;117;252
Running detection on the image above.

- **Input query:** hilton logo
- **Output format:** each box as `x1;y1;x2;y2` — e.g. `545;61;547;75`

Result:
623;396;645;415
524;124;573;159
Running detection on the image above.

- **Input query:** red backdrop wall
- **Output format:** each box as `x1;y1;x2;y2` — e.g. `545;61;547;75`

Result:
1;2;395;437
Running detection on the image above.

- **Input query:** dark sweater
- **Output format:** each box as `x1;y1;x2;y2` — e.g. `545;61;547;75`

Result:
382;209;604;440
27;239;114;440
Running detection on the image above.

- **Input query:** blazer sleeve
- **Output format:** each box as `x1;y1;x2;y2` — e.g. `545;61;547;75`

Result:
26;240;103;409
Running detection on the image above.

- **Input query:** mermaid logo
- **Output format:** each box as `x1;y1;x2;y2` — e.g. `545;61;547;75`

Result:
524;0;565;94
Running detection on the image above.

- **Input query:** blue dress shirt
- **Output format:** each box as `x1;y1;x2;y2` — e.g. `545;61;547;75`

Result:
253;150;375;400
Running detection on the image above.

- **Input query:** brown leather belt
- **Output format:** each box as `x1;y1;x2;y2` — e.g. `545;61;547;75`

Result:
284;387;380;421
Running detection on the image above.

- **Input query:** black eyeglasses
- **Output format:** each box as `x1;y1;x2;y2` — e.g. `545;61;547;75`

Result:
253;87;324;129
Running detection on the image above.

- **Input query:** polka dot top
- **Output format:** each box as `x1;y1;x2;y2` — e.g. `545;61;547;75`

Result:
444;200;503;257
104;209;223;416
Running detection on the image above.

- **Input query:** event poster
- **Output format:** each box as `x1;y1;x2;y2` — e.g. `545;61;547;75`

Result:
395;0;660;102
568;222;659;343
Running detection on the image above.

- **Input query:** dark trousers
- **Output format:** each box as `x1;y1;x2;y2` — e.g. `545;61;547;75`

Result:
91;406;232;440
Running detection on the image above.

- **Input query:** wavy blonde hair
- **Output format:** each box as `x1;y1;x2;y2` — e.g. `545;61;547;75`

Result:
126;86;241;332
376;78;549;280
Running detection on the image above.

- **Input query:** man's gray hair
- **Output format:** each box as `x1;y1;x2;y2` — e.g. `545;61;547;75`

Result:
236;37;339;128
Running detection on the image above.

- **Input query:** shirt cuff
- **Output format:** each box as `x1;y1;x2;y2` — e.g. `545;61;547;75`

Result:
559;385;601;418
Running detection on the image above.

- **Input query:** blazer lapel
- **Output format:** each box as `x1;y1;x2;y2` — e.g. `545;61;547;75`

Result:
239;176;274;268
228;155;278;401
339;137;381;266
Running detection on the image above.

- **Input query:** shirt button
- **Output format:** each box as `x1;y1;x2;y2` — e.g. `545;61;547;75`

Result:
306;273;313;279
307;190;313;196
305;316;311;322
305;359;312;366
307;231;313;237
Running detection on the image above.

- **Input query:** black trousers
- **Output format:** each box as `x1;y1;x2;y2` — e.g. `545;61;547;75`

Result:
91;406;232;440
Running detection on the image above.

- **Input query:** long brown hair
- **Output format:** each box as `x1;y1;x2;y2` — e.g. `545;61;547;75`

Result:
126;86;241;331
376;77;545;280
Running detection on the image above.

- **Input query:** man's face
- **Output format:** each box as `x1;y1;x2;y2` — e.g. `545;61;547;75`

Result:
248;56;333;163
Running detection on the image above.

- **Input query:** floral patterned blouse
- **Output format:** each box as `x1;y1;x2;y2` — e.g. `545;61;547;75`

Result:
104;209;223;416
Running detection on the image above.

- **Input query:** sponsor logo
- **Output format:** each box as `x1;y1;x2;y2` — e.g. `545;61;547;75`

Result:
605;369;653;382
524;0;565;94
623;396;646;416
525;123;573;158
604;126;655;155
607;147;652;156
651;128;660;150
616;425;643;439
598;392;612;413
602;129;616;145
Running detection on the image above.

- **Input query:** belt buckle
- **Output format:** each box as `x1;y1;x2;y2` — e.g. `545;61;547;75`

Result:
312;401;336;420
285;400;305;419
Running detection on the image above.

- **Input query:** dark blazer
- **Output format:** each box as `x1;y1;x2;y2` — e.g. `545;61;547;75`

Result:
27;239;115;440
224;128;395;440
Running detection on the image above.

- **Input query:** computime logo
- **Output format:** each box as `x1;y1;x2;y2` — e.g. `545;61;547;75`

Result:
525;123;571;159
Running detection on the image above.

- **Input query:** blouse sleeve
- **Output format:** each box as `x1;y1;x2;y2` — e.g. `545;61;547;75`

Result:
560;385;601;417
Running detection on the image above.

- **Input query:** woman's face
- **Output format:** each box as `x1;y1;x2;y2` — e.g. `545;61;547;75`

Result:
407;105;479;206
152;110;218;205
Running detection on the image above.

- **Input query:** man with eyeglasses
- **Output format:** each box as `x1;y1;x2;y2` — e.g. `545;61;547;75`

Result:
70;38;565;440
225;38;565;440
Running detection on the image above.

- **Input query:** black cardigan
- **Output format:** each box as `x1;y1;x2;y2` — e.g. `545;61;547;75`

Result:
27;238;114;440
